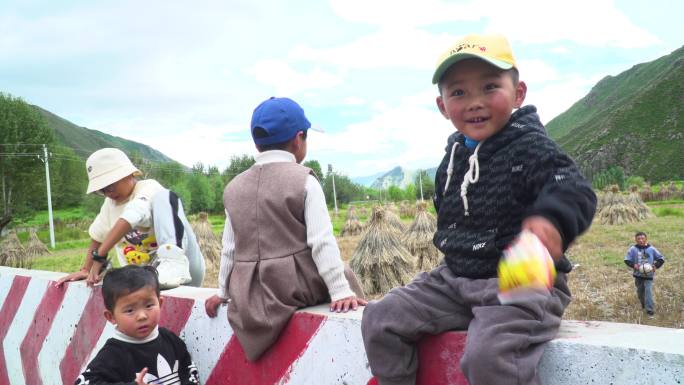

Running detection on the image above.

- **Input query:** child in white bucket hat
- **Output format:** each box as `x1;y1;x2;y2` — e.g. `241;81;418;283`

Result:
56;148;205;289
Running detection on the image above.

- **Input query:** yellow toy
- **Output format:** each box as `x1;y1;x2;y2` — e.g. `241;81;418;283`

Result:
498;231;556;304
121;235;157;265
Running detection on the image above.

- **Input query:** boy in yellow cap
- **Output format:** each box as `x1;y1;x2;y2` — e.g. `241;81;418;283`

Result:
56;148;205;289
361;34;596;385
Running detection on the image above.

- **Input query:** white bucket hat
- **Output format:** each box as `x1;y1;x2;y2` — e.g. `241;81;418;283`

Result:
85;148;141;194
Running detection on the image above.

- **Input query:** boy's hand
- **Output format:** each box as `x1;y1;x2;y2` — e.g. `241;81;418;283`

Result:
135;367;149;385
205;295;229;318
521;216;562;260
54;269;88;288
86;262;104;287
330;296;368;313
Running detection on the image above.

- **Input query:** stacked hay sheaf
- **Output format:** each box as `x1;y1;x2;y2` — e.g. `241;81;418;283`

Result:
383;204;406;233
191;212;222;269
595;190;605;213
597;185;640;225
667;181;678;199
25;229;50;259
399;201;416;218
350;206;415;296
627;185;655;220
0;231;29;268
639;184;653;202
340;206;363;237
402;202;441;271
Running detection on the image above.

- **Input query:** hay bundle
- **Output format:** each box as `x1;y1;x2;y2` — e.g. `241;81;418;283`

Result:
628;186;655;220
383;206;406;233
597;185;640;225
25;229;50;259
595;191;605;213
402;202;441;271
399;201;416;218
639;184;653;202
341;206;364;237
656;183;668;201
191;212;221;267
667;181;678;198
350;206;415;296
0;231;29;268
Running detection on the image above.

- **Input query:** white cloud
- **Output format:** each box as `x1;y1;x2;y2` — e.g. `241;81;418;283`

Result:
247;59;343;95
329;0;480;27
483;0;661;48
525;74;601;123
343;96;367;106
308;89;450;175
517;59;560;83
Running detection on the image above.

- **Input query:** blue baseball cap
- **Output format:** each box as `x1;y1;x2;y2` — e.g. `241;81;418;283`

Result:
250;97;311;146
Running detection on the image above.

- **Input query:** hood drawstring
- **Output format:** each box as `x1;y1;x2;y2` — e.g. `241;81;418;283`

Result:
443;140;483;216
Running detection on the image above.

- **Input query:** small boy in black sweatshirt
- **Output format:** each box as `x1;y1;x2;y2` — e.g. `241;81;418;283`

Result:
75;265;199;385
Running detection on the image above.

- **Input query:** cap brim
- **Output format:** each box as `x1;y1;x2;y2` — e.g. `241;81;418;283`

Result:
432;53;514;84
86;165;142;194
309;124;325;133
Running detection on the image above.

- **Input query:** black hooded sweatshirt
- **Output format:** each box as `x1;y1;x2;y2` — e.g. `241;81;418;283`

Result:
433;105;597;279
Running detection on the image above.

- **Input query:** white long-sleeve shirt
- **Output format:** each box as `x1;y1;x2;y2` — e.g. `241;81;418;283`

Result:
217;150;354;302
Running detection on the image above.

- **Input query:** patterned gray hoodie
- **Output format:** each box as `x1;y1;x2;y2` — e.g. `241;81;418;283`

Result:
433;105;597;279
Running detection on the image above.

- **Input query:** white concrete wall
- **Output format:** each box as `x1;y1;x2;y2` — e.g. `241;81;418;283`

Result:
0;266;682;385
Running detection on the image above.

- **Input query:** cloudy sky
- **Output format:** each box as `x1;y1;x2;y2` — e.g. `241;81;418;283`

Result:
1;0;681;178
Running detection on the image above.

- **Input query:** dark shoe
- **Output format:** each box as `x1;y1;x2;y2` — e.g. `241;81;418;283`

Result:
647;310;655;318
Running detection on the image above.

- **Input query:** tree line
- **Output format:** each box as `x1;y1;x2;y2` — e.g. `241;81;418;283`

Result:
0;93;435;234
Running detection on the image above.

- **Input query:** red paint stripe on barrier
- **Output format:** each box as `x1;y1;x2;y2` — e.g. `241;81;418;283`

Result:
0;275;31;385
416;332;468;385
20;282;68;385
59;286;107;385
159;295;194;335
205;312;326;385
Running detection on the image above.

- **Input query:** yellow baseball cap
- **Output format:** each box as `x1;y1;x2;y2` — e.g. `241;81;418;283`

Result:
432;33;517;84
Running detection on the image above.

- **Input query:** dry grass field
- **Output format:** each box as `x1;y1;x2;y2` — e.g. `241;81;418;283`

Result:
17;200;683;329
336;207;684;329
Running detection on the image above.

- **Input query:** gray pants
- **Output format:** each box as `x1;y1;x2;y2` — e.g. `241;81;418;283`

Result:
150;189;206;287
361;264;571;385
634;277;654;313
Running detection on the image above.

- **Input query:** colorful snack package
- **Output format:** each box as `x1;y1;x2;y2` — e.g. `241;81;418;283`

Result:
497;231;556;305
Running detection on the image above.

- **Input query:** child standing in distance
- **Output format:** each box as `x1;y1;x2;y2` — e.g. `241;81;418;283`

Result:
75;265;200;385
55;148;205;289
624;231;665;317
204;97;366;361
361;34;596;385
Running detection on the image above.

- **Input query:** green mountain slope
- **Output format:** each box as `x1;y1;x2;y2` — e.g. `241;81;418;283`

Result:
546;46;684;183
34;106;175;163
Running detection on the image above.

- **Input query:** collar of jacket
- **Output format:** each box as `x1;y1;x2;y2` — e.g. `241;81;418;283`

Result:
443;105;545;160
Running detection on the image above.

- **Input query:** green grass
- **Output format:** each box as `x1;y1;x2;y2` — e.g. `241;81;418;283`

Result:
651;207;684;217
14;207;91;227
31;253;84;273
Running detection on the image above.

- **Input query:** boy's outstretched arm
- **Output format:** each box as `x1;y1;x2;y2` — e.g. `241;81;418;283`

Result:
524;143;597;254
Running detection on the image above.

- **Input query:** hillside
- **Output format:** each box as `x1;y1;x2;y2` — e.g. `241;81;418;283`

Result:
366;166;437;189
546;45;684;182
35;106;175;163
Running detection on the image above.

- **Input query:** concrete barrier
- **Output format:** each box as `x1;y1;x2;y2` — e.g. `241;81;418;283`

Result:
0;267;682;385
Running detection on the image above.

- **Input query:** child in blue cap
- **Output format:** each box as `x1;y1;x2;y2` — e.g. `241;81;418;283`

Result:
205;97;366;361
361;34;596;385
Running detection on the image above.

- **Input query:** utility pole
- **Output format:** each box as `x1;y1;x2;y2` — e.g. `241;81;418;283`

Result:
42;144;55;248
328;164;338;216
418;169;424;201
